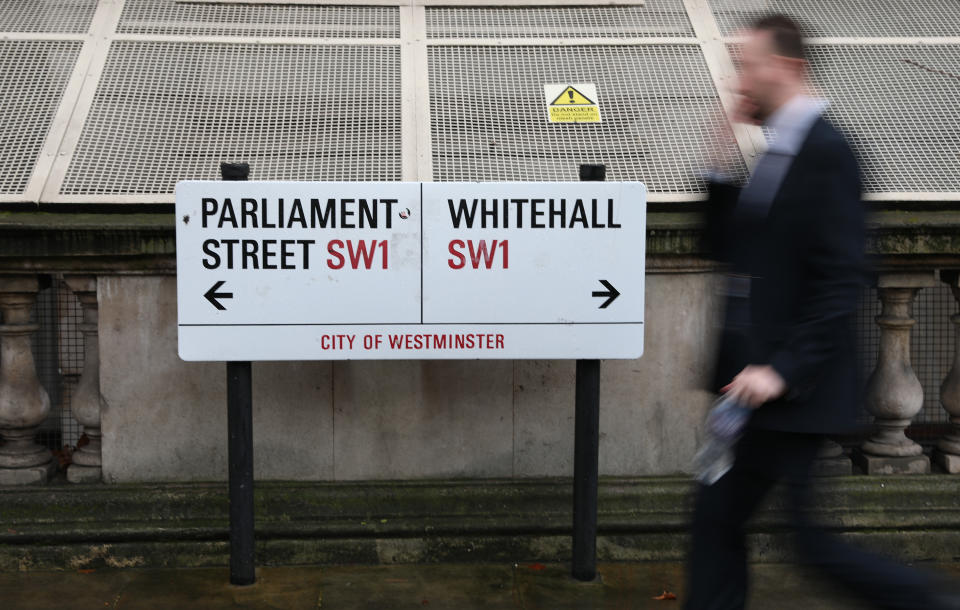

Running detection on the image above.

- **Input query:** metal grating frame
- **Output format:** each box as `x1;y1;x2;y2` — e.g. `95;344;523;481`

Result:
8;0;957;202
428;44;747;190
0;40;83;196
707;0;960;200
809;45;960;193
118;0;399;38
58;41;402;195
426;3;694;39
708;0;960;38
727;42;960;194
0;0;99;34
807;44;960;194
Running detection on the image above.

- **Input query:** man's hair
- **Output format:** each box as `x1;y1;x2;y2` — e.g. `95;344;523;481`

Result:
752;13;806;60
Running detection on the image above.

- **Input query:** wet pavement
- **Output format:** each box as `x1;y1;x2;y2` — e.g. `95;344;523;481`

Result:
2;561;958;609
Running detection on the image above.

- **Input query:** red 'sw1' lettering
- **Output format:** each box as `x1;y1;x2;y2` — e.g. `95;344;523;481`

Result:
326;240;388;269
447;239;509;269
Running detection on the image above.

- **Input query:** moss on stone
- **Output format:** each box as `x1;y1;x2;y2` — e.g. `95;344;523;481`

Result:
1;477;959;570
0;208;958;266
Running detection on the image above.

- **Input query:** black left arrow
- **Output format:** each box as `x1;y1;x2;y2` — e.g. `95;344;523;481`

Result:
204;281;233;311
591;279;620;309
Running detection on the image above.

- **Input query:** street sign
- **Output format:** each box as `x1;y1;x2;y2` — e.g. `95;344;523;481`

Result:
175;181;645;360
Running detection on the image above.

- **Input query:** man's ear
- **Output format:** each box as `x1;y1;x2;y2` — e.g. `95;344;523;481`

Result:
780;55;807;78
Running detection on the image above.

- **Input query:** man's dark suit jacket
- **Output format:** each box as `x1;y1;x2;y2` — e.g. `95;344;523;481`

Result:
705;117;866;435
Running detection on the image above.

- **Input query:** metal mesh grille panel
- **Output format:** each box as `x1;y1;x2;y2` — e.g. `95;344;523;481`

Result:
60;41;401;195
0;0;97;34
428;45;746;189
913;283;956;427
727;43;960;193
0;40;82;195
709;0;960;37
809;44;960;193
118;0;399;38
33;280;85;453
426;3;694;39
857;289;879;426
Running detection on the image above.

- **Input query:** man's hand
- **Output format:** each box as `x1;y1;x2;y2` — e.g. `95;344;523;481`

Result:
704;107;742;178
731;92;762;125
721;365;786;408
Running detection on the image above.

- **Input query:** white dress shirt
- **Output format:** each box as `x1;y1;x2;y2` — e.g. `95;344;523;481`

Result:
736;94;828;217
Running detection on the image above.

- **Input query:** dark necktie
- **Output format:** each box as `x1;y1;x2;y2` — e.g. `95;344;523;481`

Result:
736;149;794;218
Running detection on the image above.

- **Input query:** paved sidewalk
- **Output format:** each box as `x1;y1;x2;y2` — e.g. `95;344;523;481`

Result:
2;561;957;609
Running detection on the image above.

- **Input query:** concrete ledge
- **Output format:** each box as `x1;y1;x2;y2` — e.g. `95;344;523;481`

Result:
65;465;102;484
811;456;852;477
0;461;56;486
2;209;960;272
1;476;959;571
855;453;931;475
936;452;960;474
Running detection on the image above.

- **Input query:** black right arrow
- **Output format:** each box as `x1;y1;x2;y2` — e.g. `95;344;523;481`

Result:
591;279;620;309
204;280;233;311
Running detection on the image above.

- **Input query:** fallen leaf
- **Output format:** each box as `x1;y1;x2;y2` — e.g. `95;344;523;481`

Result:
78;569;96;574
51;446;74;468
653;590;677;600
528;563;546;571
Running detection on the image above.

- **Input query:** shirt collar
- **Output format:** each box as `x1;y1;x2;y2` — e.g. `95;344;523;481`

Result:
763;94;828;155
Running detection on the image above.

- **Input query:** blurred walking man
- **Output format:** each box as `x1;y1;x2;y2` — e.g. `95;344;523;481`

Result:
686;14;957;610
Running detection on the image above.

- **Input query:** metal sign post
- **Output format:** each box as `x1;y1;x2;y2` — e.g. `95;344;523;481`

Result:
572;164;604;581
220;162;255;586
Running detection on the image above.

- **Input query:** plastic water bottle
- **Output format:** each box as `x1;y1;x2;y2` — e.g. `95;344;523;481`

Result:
693;394;752;485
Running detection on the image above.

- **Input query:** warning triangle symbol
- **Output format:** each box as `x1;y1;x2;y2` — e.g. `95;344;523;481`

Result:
550;86;595;106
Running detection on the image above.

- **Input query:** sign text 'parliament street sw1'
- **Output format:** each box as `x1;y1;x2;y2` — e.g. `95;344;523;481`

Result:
176;181;646;361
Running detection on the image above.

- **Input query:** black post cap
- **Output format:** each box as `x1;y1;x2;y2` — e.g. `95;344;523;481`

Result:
220;162;250;181
578;164;606;182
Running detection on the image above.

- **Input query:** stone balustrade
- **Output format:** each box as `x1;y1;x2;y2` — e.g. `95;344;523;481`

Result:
936;271;960;473
857;272;937;474
0;267;956;484
62;275;104;484
0;275;57;484
0;207;958;484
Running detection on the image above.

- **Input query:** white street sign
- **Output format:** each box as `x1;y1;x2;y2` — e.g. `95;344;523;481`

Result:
176;181;645;360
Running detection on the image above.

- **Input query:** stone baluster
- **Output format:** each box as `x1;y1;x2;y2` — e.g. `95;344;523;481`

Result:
856;273;935;475
935;271;960;473
0;275;56;484
64;276;103;483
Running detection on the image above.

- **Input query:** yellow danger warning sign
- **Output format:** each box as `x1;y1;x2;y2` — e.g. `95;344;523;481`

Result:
544;83;601;123
550;86;595;106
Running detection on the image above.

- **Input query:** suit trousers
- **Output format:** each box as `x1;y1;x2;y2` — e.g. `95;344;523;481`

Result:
684;427;942;610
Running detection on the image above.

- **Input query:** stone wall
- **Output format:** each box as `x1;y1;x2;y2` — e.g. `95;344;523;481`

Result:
3;209;959;484
97;271;719;482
